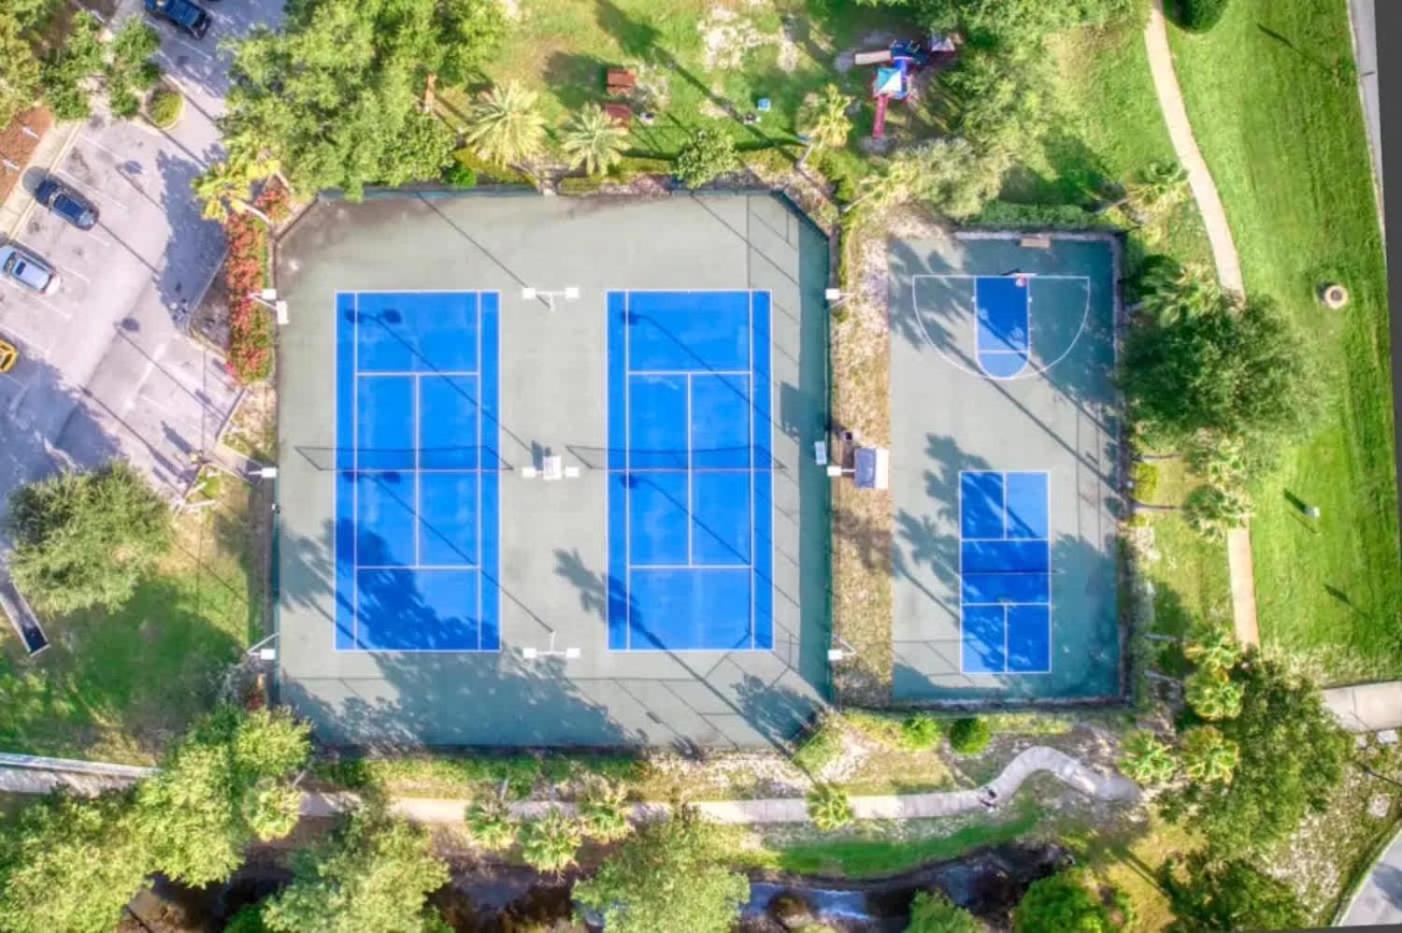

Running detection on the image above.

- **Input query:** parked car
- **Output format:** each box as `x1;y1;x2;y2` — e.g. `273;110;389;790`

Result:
0;244;59;296
144;0;210;39
0;338;16;374
34;178;97;230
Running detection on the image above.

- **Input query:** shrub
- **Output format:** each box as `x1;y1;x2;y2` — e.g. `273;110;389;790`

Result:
464;796;515;851
442;161;477;189
1129;460;1159;502
578;777;632;842
947;717;991;755
611;155;675;181
806;784;853;831
1177;0;1229;32
901;714;941;750
518;810;581;873
147;86;183;128
907;889;980;933
223;213;273;384
451;147;532;185
674;125;738;189
558;174;608;196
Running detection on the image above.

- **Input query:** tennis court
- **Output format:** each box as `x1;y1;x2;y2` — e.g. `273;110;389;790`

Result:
275;193;830;748
606;291;773;651
887;232;1122;703
334;291;500;651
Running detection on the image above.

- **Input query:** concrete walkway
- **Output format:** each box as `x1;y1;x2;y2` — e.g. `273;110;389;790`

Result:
1143;0;1259;649
1338;822;1402;926
1324;681;1402;733
1346;0;1383;232
305;746;1140;827
0;745;1138;826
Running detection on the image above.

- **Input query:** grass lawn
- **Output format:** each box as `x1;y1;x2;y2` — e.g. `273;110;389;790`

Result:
0;479;263;763
442;0;918;161
1168;0;1400;682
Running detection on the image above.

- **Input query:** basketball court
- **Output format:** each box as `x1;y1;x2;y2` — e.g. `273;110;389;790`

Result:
887;232;1123;702
274;192;830;748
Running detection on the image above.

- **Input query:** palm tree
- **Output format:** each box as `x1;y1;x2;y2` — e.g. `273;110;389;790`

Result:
194;146;280;223
518;809;582;874
1185;668;1245;721
1120;730;1178;786
797;84;852;166
465;81;546;168
1183;623;1243;674
1183;483;1252;541
560;103;628;176
1185;431;1249;488
1180;726;1240;784
806;783;853;830
1130;160;1188;210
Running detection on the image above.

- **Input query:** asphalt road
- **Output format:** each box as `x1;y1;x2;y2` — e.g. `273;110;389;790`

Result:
1340;823;1402;927
0;0;283;516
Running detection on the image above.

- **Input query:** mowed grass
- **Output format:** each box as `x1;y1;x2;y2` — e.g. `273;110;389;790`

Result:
0;483;260;763
1169;0;1401;681
443;0;913;158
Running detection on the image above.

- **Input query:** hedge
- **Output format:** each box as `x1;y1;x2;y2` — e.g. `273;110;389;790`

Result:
450;147;533;186
146;86;182;128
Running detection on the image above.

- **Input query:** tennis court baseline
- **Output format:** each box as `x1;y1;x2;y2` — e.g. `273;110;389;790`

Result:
334;291;500;652
606;290;773;652
960;470;1051;674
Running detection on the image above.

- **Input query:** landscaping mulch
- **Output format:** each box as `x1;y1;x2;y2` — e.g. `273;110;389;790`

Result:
0;108;53;207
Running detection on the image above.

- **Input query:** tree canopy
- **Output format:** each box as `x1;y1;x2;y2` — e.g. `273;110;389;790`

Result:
1124;274;1317;455
0;793;150;933
1012;871;1119;933
136;706;311;886
1168;656;1348;853
574;809;750;933
675;125;738;189
223;0;501;198
7;461;171;614
0;13;41;130
262;812;450;933
907;889;981;933
1162;853;1305;932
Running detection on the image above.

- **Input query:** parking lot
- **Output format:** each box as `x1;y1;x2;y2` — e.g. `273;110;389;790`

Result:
0;0;284;512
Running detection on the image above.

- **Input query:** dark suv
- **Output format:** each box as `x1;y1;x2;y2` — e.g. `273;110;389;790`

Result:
34;179;98;230
145;0;210;39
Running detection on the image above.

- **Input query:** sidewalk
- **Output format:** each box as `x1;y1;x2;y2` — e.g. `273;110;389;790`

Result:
1143;0;1258;648
1324;681;1402;733
0;744;1139;826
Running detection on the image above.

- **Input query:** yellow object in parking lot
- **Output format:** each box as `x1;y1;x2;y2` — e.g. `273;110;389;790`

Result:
0;338;17;374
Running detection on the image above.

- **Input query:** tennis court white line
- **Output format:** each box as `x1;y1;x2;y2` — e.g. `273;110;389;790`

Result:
632;564;750;571
357;564;480;572
356;370;479;378
629;369;752;378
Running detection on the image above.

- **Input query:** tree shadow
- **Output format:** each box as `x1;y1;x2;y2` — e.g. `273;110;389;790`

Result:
543;51;613;112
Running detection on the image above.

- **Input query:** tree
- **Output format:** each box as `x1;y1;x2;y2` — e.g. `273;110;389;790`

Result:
1124;292;1317;453
1120;730;1177;786
195;142;282;223
575;809;749;933
464;81;545;168
1131;256;1220;324
262;812;450;933
906;0;1137;49
1182;623;1241;675
1181;484;1251;541
0;14;41;130
578;777;632;842
1129;160;1187;212
375;110;456;186
0;792;151;933
853;138;1004;218
1168;657;1348;853
1012;871;1119;933
518;809;581;874
806;783;854;830
1183;431;1249;489
464;796;516;851
104;18;160;119
907;889;981;933
135;706;310;886
1184;669;1244;721
223;0;504;199
6;461;170;614
1162;853;1304;931
1179;726;1238;785
901;713;941;750
38;10;103;120
675;124;738;189
797;83;852;164
560;103;628;177
1176;0;1230;33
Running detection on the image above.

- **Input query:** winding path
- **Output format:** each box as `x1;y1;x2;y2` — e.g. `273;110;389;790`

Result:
0;745;1139;825
1142;0;1259;648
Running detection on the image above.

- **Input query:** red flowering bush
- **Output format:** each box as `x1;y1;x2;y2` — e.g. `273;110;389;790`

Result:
224;213;272;384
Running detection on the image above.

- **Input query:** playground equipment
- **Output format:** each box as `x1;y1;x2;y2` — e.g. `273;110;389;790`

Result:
862;33;957;140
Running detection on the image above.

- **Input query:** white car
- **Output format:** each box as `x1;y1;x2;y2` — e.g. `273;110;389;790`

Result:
0;243;59;295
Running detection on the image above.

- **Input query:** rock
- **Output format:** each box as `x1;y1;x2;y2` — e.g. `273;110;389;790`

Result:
1369;794;1391;819
1378;728;1398;746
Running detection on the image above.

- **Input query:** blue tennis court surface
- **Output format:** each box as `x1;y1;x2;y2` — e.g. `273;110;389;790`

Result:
606;291;773;651
334;291;500;651
975;276;1030;378
960;471;1051;674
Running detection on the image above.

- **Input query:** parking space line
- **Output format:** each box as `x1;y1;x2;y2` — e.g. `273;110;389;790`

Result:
50;164;133;213
62;267;91;284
